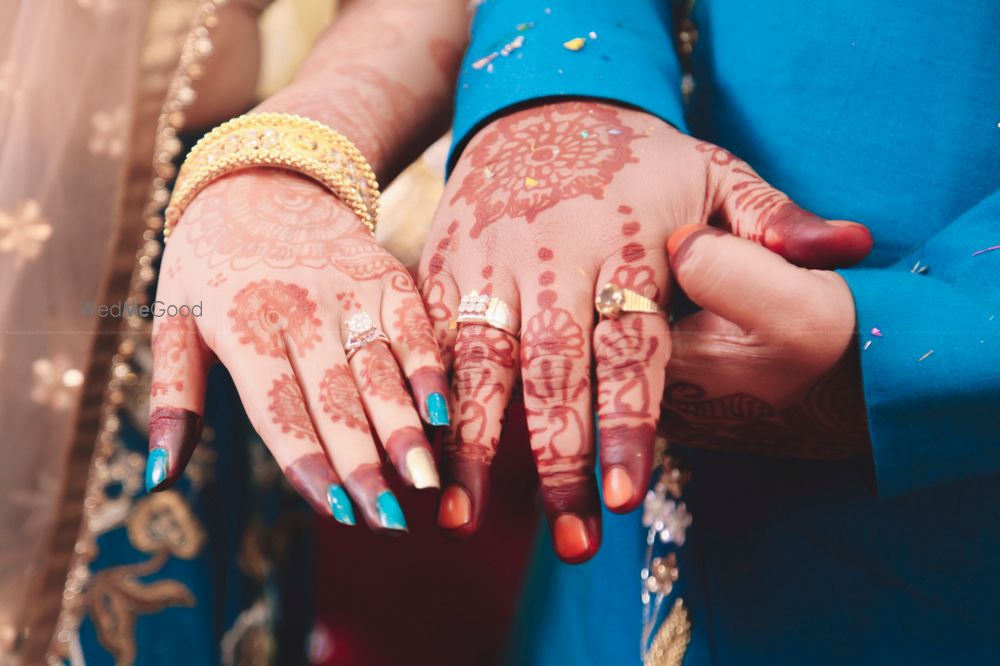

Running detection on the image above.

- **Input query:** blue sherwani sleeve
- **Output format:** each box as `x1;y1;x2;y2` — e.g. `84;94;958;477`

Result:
449;0;687;172
840;191;1000;495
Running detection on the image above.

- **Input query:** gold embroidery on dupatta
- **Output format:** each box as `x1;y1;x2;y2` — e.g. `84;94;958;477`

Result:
644;598;691;666
84;554;195;666
79;492;205;665
37;2;233;663
126;491;206;559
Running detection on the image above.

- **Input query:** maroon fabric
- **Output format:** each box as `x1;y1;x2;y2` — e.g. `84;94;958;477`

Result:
312;401;538;666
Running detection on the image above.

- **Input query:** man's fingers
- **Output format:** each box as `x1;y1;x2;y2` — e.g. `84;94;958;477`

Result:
667;225;853;365
147;309;213;492
668;225;807;330
711;157;872;269
520;283;601;564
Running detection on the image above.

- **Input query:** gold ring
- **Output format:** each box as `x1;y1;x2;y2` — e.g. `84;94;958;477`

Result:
595;283;661;319
455;290;520;336
344;312;390;361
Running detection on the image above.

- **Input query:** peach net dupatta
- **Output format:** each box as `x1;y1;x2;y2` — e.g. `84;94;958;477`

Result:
0;0;442;659
0;0;213;661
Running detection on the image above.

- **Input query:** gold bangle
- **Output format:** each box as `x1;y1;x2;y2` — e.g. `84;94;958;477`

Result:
163;112;380;241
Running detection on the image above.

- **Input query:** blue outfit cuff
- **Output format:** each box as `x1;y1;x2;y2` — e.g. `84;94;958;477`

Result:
449;0;687;174
839;266;1000;496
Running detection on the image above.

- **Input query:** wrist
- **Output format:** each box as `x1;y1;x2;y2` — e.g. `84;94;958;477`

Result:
456;99;673;170
181;169;372;241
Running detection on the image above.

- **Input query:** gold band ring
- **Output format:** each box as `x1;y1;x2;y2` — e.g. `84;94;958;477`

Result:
594;283;661;319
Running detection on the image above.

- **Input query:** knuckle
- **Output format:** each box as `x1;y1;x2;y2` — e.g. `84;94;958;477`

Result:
454;331;515;368
452;361;508;397
594;320;643;360
452;331;516;398
536;460;595;508
597;354;650;386
768;322;812;352
522;351;589;399
594;319;666;375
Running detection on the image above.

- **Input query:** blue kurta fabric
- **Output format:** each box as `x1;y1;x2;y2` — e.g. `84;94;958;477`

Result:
452;1;1000;664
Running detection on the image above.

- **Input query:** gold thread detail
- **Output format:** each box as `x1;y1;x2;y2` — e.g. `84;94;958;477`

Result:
644;598;691;666
47;1;230;661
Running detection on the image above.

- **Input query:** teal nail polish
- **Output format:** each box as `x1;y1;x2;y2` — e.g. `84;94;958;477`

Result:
426;392;450;426
145;448;169;492
375;490;407;530
326;485;356;526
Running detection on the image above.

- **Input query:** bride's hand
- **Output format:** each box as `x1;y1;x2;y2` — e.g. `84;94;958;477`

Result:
147;169;449;532
420;100;872;561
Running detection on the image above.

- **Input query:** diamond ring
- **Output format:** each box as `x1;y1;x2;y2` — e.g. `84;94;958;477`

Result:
455;290;520;336
344;312;390;360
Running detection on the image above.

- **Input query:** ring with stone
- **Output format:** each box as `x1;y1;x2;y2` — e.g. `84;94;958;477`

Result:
344;312;390;360
594;283;661;319
455;290;520;336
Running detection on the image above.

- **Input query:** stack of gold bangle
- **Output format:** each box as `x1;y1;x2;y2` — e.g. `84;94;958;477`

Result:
163;112;380;240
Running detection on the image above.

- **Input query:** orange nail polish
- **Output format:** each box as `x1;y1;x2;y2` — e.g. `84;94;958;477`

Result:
553;514;591;560
438;486;471;528
603;466;634;509
667;224;704;256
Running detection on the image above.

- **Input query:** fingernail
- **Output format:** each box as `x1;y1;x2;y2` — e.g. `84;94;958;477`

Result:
553;514;591;561
825;219;865;228
438;485;471;528
406;448;440;489
426;392;450;426
375;490;407;531
326;484;356;526
145;448;169;492
603;466;634;509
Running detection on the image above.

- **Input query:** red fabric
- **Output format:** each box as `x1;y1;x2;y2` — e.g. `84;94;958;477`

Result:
312;402;539;666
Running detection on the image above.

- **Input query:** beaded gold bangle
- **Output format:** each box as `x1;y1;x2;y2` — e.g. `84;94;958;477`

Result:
163;112;380;240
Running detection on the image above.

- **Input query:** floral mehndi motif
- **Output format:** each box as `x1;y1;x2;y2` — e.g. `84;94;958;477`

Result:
228;280;322;357
451;101;639;238
320;366;371;433
359;350;411;406
268;374;318;442
393;296;439;357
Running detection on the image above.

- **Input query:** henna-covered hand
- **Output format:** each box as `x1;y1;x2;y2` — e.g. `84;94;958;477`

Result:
148;0;470;531
420;100;872;563
662;226;870;458
149;171;449;532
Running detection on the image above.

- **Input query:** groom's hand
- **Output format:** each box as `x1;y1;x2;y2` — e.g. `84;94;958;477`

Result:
662;225;870;458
